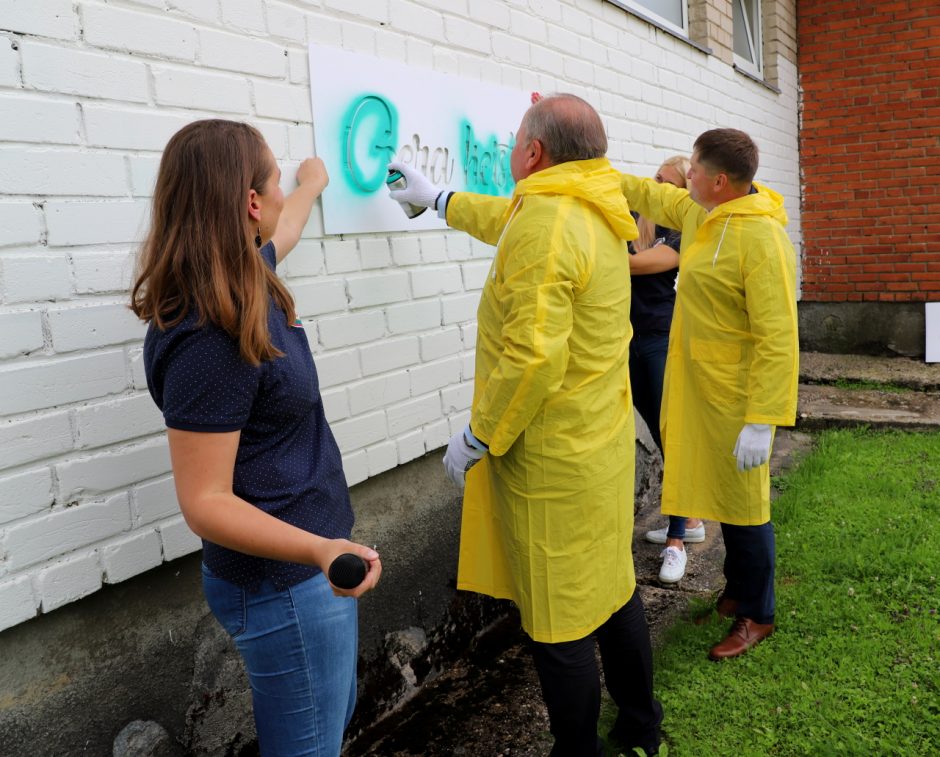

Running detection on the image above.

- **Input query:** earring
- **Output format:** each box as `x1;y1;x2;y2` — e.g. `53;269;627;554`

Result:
254;227;262;248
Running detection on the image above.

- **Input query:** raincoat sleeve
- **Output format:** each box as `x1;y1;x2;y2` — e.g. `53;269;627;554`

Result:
469;213;582;455
742;222;800;426
619;173;698;234
445;193;514;246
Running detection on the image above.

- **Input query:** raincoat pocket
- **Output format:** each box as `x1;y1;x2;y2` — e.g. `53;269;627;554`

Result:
689;338;745;409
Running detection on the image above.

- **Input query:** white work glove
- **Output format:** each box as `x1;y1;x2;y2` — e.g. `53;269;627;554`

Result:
733;423;773;472
442;425;487;489
387;161;443;209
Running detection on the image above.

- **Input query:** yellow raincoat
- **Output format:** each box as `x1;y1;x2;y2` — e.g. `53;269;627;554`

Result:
620;175;799;526
447;158;639;643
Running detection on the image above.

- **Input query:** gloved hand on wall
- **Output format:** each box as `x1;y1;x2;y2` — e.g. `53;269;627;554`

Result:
442;425;488;489
387;161;443;209
733;423;773;472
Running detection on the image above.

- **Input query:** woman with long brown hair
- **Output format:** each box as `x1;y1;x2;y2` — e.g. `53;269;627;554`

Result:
132;119;381;756
628;155;707;584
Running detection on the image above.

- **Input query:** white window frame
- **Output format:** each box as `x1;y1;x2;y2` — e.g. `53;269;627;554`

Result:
733;0;763;77
611;1;689;38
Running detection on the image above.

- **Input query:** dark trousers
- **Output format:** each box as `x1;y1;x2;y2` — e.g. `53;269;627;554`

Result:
630;330;687;541
629;331;668;453
720;521;776;624
528;592;663;757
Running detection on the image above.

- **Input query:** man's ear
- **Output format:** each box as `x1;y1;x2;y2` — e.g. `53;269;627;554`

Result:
526;139;544;171
247;188;262;222
713;172;728;192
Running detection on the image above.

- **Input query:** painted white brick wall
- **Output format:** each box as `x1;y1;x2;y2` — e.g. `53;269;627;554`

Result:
0;467;54;526
0;309;43;358
0;410;72;470
133;476;181;527
37;549;102;613
2;493;132;572
101;530;164;584
0;0;800;630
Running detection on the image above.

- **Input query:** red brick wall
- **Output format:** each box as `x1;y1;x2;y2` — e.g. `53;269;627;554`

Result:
798;0;940;302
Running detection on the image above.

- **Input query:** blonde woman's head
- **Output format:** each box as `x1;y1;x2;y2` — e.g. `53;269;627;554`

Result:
655;155;690;189
635;155;690;250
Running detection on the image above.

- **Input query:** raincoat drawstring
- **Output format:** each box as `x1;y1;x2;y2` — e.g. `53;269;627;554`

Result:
713;214;733;267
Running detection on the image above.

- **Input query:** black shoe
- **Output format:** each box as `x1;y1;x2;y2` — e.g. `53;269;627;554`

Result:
607;726;661;757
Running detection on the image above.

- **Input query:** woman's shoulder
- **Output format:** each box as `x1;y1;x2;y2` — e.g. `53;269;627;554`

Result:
146;308;242;367
145;307;204;344
260;240;276;269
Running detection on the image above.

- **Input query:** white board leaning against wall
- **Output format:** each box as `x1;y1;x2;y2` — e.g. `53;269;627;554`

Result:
308;45;530;235
926;303;939;363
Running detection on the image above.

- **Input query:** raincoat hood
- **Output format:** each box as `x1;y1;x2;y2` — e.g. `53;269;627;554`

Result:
511;157;639;241
708;181;788;226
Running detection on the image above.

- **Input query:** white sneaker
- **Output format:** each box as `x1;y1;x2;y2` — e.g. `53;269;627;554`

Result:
644;523;706;544
658;546;687;583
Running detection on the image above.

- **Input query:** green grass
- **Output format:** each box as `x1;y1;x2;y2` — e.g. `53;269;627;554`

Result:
832;378;909;393
605;429;940;756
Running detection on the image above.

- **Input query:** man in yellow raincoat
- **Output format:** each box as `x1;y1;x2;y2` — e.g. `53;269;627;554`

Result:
389;94;663;756
620;128;799;660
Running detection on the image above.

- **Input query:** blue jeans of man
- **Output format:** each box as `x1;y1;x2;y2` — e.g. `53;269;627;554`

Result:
629;330;687;539
202;565;358;757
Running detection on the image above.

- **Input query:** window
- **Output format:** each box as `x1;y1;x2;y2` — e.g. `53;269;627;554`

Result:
615;1;688;37
733;0;763;77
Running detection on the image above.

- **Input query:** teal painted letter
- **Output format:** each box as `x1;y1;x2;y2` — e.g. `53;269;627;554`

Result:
342;95;398;194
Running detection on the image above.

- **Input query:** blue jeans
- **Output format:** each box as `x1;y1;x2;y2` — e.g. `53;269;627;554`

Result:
629;330;687;540
202;565;358;757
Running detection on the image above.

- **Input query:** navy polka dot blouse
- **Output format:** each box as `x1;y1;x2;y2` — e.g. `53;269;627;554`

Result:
144;242;354;591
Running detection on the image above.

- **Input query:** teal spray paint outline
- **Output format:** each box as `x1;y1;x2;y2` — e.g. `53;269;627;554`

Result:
341;94;399;195
459;118;515;196
337;93;517;198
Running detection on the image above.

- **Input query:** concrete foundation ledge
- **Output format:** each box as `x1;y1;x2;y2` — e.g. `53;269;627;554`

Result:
798;301;926;358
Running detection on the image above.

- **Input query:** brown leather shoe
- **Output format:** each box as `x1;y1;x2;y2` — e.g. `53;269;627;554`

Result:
692;594;739;625
708;617;775;660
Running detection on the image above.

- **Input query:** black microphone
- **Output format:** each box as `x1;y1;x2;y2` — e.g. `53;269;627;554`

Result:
328;553;368;589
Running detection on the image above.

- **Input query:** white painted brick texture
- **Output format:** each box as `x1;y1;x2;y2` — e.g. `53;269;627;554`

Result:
0;203;43;248
0;575;38;633
0;467;55;526
0;410;72;470
0;309;44;358
0;94;81;145
133;476;180;526
38;549;102;612
2;493;132;571
0;0;800;628
1;253;72;303
0;38;17;89
2;0;78;41
101;530;164;584
159;515;202;561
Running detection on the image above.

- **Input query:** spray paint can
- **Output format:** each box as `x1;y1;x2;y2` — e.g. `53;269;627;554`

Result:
386;169;428;219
